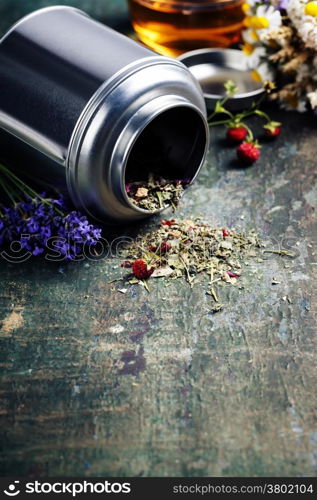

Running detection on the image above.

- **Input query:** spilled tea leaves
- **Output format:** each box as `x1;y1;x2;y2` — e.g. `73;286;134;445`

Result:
116;218;265;310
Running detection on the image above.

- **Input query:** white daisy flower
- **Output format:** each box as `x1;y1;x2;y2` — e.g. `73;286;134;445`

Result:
245;46;267;68
308;90;317;108
287;0;317;49
243;0;317;112
245;5;282;41
256;61;274;81
257;5;282;38
242;28;260;45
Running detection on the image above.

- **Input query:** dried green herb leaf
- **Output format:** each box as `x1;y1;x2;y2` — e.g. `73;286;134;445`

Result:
151;266;174;278
263;249;296;257
210;304;224;314
119;218;262;311
126;176;188;212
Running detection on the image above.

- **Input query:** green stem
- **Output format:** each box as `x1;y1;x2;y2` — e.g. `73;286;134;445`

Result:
0;173;25;203
5;179;35;204
238;109;258;120
208;106;263;128
207;81;271;131
207;95;234;121
0;177;20;210
218;108;233;119
0;164;39;196
208;102;271;137
0;163;63;216
254;109;271;122
244;123;254;141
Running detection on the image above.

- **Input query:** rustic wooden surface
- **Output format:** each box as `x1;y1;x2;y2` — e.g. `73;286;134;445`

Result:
1;1;317;479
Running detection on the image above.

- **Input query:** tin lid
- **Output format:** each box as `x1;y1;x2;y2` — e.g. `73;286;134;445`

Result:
178;48;267;111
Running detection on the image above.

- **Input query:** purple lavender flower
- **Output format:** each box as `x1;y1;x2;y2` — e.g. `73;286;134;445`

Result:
0;195;102;261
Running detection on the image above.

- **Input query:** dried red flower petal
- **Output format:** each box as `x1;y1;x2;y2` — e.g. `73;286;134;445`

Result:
121;260;133;268
147;244;157;252
132;259;154;279
160;241;172;253
226;271;240;278
161;219;176;226
148;241;172;253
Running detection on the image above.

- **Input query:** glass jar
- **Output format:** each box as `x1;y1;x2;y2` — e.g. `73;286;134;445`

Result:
127;0;245;57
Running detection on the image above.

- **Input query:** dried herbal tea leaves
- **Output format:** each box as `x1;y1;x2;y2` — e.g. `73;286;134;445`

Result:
126;175;189;212
118;218;262;307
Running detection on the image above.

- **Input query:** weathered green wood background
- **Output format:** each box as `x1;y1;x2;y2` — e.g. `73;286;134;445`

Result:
0;0;129;35
0;0;317;478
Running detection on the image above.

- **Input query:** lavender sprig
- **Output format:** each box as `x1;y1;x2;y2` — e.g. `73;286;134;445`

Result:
0;163;102;260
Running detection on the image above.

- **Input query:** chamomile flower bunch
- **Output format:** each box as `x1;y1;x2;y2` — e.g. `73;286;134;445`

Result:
242;0;317;112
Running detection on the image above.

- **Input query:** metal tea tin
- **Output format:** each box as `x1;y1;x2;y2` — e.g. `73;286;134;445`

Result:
0;6;209;223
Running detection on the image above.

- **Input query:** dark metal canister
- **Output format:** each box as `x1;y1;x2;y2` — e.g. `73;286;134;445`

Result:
0;6;209;223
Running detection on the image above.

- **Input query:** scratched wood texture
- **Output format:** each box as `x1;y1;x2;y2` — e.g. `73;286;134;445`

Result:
1;1;317;479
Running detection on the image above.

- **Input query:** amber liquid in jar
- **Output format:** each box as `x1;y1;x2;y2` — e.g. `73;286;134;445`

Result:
128;0;245;57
